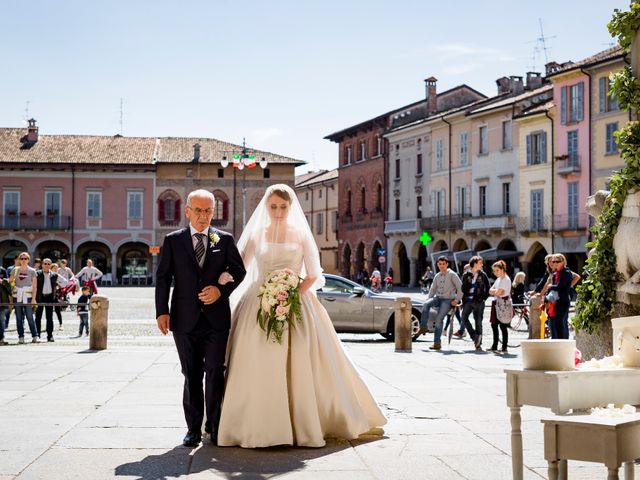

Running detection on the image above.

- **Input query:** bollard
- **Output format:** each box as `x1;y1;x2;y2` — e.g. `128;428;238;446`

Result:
529;295;542;340
89;294;109;350
394;297;412;353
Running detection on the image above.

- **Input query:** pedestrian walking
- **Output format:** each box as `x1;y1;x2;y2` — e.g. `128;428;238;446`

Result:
488;260;512;353
417;256;463;351
460;256;491;351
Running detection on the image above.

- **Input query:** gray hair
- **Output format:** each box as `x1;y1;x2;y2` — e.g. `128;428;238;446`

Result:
186;189;215;206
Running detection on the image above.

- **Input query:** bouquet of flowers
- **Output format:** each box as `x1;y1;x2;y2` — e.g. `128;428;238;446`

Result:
256;268;303;344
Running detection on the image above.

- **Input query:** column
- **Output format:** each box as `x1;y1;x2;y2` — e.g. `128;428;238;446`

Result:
409;257;417;287
111;252;117;285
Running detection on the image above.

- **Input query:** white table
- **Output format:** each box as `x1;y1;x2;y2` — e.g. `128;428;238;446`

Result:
505;368;640;480
543;413;640;480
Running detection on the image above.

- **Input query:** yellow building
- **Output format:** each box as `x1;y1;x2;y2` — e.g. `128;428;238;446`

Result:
295;169;339;274
513;101;554;285
584;49;627;193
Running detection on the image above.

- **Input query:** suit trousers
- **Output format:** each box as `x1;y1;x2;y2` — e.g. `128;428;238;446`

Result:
172;313;229;436
35;294;55;340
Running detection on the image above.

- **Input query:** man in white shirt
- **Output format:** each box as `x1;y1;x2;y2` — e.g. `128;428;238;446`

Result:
75;259;103;293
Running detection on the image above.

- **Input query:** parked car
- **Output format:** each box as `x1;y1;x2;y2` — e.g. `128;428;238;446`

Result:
317;273;435;341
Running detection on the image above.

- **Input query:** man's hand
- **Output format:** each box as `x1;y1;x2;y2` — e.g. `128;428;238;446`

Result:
156;314;170;335
198;286;221;305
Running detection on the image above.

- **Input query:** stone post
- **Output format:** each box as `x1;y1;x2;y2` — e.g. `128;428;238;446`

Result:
394;297;412;352
409;257;417;287
529;294;542;340
89;294;109;350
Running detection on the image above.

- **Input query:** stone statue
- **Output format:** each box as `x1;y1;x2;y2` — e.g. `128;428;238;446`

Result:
613;189;640;297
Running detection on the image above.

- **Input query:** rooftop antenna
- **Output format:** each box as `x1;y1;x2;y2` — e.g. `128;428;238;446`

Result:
24;100;30;123
526;18;556;71
119;97;124;135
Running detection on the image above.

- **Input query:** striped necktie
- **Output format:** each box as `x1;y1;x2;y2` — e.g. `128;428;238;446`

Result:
194;233;206;266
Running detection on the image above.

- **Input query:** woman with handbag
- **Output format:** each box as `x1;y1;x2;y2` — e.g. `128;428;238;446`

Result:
545;254;573;339
488;260;512;353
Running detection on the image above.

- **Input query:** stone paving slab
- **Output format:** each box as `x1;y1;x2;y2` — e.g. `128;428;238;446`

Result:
1;325;639;479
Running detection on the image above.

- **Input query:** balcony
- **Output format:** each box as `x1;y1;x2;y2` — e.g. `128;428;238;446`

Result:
384;219;419;235
1;214;71;231
517;215;552;235
370;207;384;220
556;156;581;176
420;214;465;232
462;214;515;232
554;213;590;232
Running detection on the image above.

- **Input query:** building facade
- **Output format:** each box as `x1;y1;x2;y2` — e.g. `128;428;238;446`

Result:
295;169;339;274
0;123;302;283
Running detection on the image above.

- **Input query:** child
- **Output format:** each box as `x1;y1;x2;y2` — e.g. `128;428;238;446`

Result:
77;286;92;337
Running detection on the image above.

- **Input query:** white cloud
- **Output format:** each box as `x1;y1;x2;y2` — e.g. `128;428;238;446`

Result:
250;127;283;143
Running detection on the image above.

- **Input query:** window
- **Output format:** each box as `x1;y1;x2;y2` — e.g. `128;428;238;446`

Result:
502;120;512;150
344;146;352;166
435;138;444;170
306;215;312;230
186;168;193;178
376;183;382;211
568;182;579;229
416;195;422;219
45;191;61;229
526;131;547;165
395;158;400;179
456;185;470;216
305;192;309;201
459;132;468;166
263;168;270;179
479;186;486;216
318;189;322;199
417;138;422;150
316;212;323;234
395;144;399;156
3;190;19;228
395;198;400;221
217;168;224;178
561;82;584;124
599;76;620;112
377;136;383;156
606;122;619;154
158;191;181;225
212;193;229;224
331;211;337;232
359;141;366;161
531;190;543;230
346;190;352;215
479;126;488;154
567;130;579;166
87;192;102;219
127;191;142;219
437;190;445;217
360;186;366;212
416;153;422;175
502;182;510;214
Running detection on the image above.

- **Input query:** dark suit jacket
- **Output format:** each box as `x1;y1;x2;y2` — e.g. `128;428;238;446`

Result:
36;270;59;302
546;267;573;305
155;226;246;333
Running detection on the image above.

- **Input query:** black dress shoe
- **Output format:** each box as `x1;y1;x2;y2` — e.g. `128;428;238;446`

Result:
182;431;202;447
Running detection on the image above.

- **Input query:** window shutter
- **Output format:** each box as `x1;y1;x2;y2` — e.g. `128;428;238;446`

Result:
464;186;471;215
223;199;229;221
158;199;165;221
541;132;547;164
526;134;532;165
576;82;584;121
430;192;436;216
455;186;461;214
560;86;567;125
599;77;607;113
174;199;181;222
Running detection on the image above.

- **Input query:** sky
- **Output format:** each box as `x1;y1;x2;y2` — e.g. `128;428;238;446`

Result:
0;1;630;173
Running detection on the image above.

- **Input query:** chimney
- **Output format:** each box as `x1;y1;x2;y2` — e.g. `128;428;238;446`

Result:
424;76;437;115
26;118;38;143
510;76;524;94
526;72;543;90
496;76;511;94
192;143;201;163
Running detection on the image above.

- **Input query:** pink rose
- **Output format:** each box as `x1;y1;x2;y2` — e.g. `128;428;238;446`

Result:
275;305;288;317
277;290;289;301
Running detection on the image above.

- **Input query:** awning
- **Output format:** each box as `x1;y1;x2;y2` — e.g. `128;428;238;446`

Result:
452;249;476;264
476;248;523;262
430;249;455;265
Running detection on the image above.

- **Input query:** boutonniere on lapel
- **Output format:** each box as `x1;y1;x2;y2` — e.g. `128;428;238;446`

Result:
209;232;221;250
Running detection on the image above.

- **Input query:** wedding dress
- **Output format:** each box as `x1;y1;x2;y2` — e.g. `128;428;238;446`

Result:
218;241;387;448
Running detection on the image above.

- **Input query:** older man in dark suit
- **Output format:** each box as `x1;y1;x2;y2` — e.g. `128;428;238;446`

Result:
155;189;246;447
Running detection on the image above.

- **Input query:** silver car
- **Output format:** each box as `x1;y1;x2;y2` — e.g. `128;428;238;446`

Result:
317;273;435;341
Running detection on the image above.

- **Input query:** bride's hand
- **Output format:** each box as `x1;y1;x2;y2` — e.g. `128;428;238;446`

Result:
218;272;234;285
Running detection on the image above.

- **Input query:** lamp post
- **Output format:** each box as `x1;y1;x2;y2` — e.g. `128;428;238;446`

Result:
218;138;268;236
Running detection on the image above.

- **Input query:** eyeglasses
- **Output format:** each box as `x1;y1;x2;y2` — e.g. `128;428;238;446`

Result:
43;262;51;265
550;260;562;264
188;206;213;216
19;257;28;260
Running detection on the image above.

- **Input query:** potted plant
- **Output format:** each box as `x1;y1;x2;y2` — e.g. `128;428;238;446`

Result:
34;211;42;216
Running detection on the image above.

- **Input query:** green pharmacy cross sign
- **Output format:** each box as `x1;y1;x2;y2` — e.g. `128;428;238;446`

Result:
419;231;432;247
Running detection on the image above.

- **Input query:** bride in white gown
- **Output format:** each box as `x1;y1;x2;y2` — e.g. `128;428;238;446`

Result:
218;184;387;448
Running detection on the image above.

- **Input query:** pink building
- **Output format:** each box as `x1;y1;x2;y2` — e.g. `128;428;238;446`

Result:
0;121;301;283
